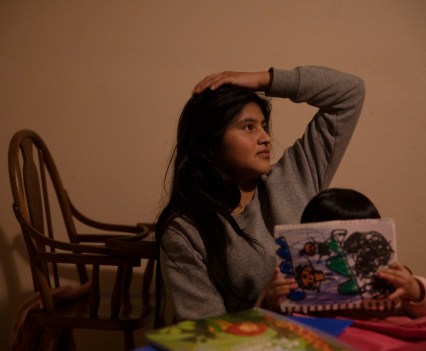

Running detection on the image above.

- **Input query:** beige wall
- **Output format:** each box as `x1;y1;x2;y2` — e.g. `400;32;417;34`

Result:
1;0;425;349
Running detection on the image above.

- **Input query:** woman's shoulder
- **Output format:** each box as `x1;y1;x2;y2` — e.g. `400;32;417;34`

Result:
162;215;195;236
161;215;206;251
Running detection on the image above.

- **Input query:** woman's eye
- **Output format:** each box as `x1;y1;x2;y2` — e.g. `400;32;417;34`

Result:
263;124;270;134
243;124;254;131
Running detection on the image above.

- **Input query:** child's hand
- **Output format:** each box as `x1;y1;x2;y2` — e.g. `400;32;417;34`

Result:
258;267;298;311
377;262;421;302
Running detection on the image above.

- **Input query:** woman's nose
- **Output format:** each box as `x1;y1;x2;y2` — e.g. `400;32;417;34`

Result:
259;129;271;145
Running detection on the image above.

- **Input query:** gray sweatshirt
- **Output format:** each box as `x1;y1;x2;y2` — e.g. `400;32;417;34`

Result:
160;66;365;322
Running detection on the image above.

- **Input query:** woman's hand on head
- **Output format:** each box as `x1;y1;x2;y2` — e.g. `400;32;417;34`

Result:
192;71;271;95
377;262;421;302
257;267;298;311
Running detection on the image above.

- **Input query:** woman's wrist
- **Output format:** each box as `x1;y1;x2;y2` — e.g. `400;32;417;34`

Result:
255;70;272;92
266;68;274;92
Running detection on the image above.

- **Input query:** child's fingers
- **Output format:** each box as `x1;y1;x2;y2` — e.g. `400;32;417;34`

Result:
386;288;403;301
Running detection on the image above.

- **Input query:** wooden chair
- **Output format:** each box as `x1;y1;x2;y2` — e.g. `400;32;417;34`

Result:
8;129;158;351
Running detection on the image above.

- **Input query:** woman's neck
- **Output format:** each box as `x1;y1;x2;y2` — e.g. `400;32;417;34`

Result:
232;187;256;215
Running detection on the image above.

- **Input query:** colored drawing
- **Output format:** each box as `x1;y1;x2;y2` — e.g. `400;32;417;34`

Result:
274;219;397;312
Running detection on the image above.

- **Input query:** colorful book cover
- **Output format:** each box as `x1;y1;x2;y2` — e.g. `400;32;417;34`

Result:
144;307;354;351
274;218;397;313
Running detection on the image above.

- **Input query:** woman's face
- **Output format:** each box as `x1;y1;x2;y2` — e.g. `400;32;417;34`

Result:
220;102;272;188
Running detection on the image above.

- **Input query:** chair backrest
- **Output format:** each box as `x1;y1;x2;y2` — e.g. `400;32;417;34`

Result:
8;129;90;292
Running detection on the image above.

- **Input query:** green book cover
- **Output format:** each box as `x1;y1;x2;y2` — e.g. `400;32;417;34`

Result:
145;308;354;351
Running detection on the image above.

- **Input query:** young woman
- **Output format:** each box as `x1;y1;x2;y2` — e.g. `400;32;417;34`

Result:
155;66;365;323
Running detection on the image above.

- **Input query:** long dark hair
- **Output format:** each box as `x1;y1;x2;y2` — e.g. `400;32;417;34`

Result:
155;85;271;320
301;188;381;223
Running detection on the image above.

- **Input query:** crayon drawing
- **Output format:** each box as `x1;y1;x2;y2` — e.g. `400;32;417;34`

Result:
274;219;397;312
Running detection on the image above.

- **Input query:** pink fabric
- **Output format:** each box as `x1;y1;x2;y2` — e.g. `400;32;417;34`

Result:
11;282;91;351
339;315;426;351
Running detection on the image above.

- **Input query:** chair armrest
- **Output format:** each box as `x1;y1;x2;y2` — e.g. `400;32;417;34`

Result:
22;218;141;258
75;233;148;243
68;192;154;234
14;203;152;261
106;235;158;260
38;251;141;267
75;225;154;244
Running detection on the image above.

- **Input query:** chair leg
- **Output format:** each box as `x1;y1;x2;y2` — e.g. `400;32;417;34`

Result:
57;328;75;350
142;260;155;311
28;325;44;351
124;330;135;351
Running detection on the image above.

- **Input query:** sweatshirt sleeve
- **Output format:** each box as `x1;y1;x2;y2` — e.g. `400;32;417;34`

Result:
401;276;426;318
160;220;227;322
266;66;365;192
